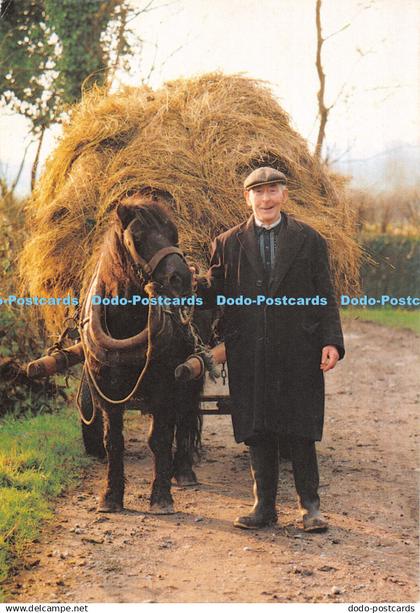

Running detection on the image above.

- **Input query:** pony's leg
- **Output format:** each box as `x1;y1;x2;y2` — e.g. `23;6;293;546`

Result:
148;411;175;514
97;406;125;513
173;415;199;487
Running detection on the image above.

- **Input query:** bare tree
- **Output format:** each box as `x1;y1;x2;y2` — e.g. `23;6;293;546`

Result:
314;0;376;160
314;0;328;159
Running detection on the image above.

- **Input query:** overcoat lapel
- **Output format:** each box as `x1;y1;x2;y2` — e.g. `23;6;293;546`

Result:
269;213;305;295
236;215;264;279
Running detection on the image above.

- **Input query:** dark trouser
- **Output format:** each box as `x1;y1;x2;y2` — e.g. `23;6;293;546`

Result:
288;433;320;510
244;432;320;510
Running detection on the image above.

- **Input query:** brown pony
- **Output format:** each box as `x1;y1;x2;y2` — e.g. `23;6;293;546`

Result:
79;196;203;513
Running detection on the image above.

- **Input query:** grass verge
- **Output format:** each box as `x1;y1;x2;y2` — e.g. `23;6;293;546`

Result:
341;307;420;333
0;408;90;599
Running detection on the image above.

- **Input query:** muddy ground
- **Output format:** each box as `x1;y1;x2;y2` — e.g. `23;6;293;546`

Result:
4;319;419;603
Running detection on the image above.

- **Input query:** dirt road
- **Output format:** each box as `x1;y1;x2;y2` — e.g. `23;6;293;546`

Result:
5;319;419;603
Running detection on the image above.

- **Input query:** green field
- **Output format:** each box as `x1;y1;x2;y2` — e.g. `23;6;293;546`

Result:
341;307;420;333
0;408;90;599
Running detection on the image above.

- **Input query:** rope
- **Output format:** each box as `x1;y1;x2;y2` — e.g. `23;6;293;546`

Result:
184;318;220;383
79;288;161;406
76;373;97;426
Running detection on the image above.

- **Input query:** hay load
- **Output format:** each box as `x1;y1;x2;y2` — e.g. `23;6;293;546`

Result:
20;72;360;334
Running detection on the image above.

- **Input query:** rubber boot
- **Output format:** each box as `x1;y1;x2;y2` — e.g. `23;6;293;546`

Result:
289;435;328;532
234;440;279;529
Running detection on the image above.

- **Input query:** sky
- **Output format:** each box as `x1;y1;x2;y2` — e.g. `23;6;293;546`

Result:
0;0;419;194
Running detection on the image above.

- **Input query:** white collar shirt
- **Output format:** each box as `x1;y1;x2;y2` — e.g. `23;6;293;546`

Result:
253;213;282;231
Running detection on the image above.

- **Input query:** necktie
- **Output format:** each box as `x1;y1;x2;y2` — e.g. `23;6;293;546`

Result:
256;227;275;271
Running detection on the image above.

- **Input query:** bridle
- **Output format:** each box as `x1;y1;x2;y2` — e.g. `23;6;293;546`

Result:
123;215;194;325
123;217;187;282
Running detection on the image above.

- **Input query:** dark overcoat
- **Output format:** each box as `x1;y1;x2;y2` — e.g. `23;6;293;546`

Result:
201;212;345;443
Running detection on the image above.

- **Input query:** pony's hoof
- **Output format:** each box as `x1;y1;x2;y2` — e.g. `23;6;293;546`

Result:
97;497;124;513
302;511;328;533
149;502;175;515
174;472;199;487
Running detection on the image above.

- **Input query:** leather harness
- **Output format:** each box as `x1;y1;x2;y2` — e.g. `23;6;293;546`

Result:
122;217;187;278
78;218;191;413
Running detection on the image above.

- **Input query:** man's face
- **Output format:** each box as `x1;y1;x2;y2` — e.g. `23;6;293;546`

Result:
244;183;288;225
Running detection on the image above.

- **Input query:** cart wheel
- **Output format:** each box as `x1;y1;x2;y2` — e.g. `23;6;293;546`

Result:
79;371;106;459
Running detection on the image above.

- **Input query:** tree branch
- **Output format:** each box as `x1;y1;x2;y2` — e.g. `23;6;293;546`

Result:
31;126;45;192
315;0;328;159
124;0;179;26
323;22;350;41
9;140;32;195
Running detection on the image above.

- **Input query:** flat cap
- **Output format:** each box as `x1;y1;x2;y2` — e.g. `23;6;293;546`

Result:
244;166;287;191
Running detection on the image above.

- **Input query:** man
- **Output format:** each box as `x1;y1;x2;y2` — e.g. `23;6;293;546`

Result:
198;167;345;532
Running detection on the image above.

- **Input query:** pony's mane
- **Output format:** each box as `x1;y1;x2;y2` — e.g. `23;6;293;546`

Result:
99;199;178;295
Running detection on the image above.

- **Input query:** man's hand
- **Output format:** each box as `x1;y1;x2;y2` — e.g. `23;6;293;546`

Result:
320;345;339;372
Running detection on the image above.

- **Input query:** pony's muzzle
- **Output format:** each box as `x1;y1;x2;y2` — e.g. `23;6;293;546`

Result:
167;270;192;297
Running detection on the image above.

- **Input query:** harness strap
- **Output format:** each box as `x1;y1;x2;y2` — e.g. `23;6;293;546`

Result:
79;281;167;405
123;218;186;276
147;246;186;275
78;216;195;408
